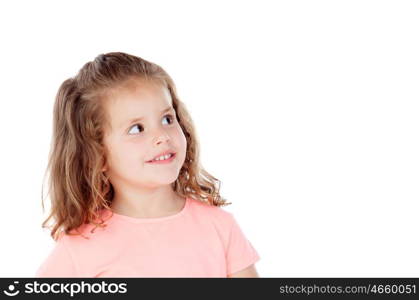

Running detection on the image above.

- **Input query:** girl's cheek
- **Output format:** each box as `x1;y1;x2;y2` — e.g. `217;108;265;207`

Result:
175;124;185;137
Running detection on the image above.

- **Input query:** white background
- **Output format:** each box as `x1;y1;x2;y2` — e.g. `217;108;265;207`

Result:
0;0;418;277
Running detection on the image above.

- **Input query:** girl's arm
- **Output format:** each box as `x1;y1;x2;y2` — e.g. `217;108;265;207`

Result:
224;212;260;278
35;236;78;277
228;264;259;278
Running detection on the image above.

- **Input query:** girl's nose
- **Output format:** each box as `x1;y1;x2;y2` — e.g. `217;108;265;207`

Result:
154;130;170;144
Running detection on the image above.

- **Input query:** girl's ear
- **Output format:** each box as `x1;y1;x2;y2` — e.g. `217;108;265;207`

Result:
102;156;108;172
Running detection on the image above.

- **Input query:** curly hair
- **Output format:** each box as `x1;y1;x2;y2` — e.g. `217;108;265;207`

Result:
41;52;231;241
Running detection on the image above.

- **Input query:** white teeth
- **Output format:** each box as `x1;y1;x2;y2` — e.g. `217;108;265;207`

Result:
153;153;172;161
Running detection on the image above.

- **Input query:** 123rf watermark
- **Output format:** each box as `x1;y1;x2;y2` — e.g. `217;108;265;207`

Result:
3;280;127;297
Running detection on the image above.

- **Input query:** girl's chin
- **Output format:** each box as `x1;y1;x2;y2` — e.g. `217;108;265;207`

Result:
139;176;179;186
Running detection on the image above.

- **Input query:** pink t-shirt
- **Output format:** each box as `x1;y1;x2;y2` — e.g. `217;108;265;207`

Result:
35;197;260;277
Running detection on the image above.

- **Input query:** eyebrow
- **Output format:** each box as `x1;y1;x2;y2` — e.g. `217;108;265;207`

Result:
122;106;174;127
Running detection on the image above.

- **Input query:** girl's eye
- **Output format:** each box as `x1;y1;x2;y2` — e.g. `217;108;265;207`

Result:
128;124;144;135
128;114;175;135
162;114;174;125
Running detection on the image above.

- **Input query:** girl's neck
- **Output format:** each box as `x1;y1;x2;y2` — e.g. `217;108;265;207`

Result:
109;191;185;219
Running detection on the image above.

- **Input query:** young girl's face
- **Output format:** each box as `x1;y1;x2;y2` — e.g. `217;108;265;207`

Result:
102;80;187;189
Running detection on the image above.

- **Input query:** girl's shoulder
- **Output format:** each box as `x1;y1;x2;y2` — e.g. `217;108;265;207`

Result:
187;197;235;226
58;211;113;244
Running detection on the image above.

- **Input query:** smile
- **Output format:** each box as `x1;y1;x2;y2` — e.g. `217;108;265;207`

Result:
147;153;176;164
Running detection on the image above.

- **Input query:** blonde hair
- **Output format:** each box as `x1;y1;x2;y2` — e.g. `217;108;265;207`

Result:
41;52;231;241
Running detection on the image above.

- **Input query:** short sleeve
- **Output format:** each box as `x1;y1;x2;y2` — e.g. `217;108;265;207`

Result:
35;237;79;277
225;213;260;276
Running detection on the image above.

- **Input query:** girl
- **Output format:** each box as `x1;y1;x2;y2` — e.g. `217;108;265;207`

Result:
36;52;260;278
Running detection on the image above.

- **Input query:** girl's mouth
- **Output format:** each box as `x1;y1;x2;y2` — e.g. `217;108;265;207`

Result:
147;153;176;164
